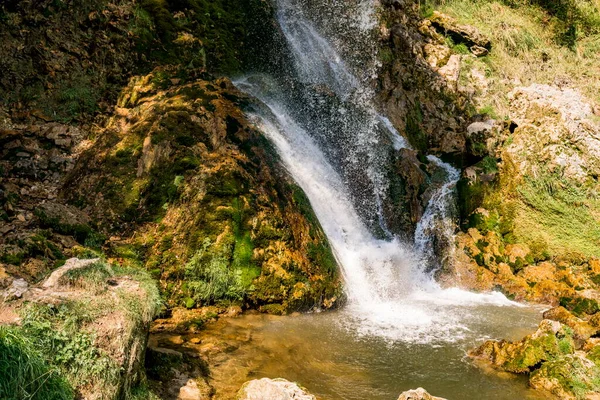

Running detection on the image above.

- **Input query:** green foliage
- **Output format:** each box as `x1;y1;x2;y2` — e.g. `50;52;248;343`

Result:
477;105;499;119
0;232;65;267
0;326;73;400
478;156;499;174
35;209;104;248
184;238;247;305
136;0;269;74
38;74;100;122
58;261;113;291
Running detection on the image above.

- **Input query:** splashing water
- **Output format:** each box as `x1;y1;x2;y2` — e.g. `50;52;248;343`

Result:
235;0;529;344
414;156;461;270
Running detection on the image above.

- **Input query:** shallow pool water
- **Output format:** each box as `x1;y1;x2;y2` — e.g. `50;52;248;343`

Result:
153;301;547;400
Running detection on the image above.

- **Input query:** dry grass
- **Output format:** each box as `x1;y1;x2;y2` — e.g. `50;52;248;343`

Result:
434;0;600;116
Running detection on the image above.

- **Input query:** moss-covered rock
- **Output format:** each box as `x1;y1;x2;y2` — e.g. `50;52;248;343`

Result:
471;317;600;399
529;354;600;399
1;258;161;399
66;67;342;313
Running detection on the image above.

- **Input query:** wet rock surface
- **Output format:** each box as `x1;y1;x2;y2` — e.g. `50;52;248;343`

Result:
65;67;341;312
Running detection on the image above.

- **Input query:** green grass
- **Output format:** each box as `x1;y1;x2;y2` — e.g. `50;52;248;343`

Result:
58;261;113;291
515;170;600;258
19;302;121;394
0;327;73;400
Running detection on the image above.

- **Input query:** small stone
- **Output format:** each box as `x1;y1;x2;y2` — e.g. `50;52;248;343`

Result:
4;278;29;301
470;45;488;57
177;379;201;400
16;152;30;157
398;388;447;400
237;378;316;400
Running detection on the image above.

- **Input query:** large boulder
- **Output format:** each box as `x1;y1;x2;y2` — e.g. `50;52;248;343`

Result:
237;378;316;400
66;69;342;312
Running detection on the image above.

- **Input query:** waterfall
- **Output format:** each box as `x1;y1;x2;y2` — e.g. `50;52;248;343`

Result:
235;0;518;343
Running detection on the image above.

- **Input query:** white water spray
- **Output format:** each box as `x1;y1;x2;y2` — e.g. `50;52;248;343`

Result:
235;0;522;343
414;156;461;267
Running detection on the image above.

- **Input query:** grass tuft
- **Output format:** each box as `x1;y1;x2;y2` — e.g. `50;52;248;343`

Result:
0;326;73;400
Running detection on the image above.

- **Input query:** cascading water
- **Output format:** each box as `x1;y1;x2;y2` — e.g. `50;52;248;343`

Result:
235;0;523;343
414;156;461;270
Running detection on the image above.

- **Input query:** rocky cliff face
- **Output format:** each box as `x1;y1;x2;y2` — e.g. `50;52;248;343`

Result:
376;1;600;398
377;0;600;307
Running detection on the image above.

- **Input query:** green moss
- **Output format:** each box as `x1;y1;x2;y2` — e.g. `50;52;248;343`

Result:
184;297;195;309
184;237;246;305
509;257;526;273
458;178;486;221
531;355;600;399
307;242;337;276
587;346;600;363
559;296;600;316
260;303;286;315
503;331;563;373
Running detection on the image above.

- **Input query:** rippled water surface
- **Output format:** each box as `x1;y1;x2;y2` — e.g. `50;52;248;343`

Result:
163;304;547;400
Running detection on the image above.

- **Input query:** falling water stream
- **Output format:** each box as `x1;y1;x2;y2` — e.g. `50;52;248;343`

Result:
160;0;546;398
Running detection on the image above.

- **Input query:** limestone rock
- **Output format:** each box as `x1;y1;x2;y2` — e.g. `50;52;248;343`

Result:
429;11;491;51
397;387;447;400
3;278;29;301
465;119;498;157
529;354;600;400
237;378;316;400
507;84;600;182
470;319;567;373
543;307;599;343
42;257;101;288
178;379;204;400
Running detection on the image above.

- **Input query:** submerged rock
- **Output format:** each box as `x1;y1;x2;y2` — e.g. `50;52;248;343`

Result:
397;387;447;400
237;378;316;400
